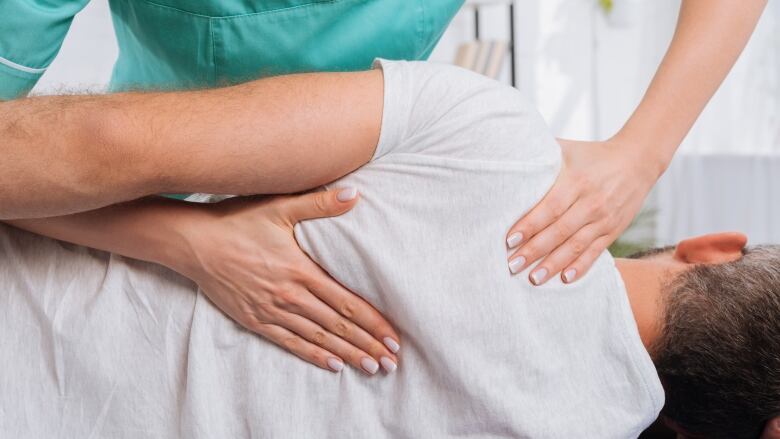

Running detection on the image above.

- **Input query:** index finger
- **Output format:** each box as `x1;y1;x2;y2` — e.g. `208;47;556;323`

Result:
301;259;401;355
506;182;577;251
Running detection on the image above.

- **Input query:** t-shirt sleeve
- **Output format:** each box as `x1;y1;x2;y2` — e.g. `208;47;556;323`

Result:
0;0;92;100
370;58;560;166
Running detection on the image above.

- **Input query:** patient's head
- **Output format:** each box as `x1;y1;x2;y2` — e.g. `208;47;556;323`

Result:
629;233;780;439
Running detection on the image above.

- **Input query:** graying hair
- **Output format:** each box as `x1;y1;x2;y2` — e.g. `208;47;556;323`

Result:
652;245;780;439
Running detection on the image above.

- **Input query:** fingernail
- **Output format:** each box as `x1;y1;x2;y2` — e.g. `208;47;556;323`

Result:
506;232;523;249
383;337;400;353
327;357;344;372
361;357;379;375
530;268;548;285
336;187;358;202
508;256;526;274
380;356;397;373
563;268;577;283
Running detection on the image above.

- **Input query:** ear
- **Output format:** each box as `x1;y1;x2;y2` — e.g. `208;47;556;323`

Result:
761;417;780;439
674;232;748;264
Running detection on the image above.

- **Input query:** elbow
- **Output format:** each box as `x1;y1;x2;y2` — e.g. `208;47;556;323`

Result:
75;101;160;199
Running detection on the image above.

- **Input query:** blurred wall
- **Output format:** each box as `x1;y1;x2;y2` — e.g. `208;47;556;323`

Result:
34;0;117;94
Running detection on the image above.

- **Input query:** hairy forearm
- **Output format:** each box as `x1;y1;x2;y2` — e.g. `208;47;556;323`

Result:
0;70;382;219
0;95;153;219
615;0;767;174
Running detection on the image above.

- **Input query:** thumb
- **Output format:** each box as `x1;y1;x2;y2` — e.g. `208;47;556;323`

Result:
280;187;360;223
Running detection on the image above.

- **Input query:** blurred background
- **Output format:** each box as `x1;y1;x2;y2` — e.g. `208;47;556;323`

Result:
35;1;779;436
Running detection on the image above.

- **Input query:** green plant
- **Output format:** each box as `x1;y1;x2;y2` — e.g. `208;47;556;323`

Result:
608;209;656;257
598;0;613;13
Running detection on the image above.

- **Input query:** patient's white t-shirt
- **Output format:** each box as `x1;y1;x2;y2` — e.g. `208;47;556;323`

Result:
0;60;663;438
293;59;664;437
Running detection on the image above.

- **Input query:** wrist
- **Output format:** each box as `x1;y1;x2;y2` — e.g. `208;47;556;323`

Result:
609;130;675;180
136;199;211;278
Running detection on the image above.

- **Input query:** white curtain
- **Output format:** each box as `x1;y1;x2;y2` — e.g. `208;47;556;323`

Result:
655;1;780;245
656;154;780;245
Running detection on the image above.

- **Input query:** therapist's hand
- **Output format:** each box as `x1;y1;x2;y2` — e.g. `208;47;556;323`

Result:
506;138;660;285
171;189;400;374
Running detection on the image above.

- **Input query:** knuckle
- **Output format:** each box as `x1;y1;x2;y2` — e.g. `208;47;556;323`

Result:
338;300;358;319
308;351;326;366
314;193;330;215
591;198;610;219
255;301;279;321
576;173;594;188
238;299;256;318
311;330;328;347
570;239;587;256
548;202;567;218
553;222;572;241
281;336;301;352
273;289;301;310
282;263;307;281
331;318;352;338
522;244;538;257
246;319;267;334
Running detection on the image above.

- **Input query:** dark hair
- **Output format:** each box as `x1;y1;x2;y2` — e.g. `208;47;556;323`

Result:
650;245;780;438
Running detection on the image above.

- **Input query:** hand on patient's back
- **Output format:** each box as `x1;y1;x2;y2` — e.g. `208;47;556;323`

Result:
506;138;659;285
173;189;400;374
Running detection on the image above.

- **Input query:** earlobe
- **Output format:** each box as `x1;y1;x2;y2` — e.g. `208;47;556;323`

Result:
673;232;748;264
760;417;780;439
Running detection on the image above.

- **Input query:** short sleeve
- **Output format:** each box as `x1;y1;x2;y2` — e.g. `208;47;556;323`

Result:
0;0;92;100
370;58;560;166
370;59;413;161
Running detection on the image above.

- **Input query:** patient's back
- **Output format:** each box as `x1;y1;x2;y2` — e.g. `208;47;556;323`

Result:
0;61;662;439
246;60;660;437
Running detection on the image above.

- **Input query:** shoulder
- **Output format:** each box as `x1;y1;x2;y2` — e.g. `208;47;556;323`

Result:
374;58;560;166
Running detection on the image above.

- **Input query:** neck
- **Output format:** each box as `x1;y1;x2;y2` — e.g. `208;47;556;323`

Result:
614;258;675;352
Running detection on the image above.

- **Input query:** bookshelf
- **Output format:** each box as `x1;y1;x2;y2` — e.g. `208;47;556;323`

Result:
462;0;517;87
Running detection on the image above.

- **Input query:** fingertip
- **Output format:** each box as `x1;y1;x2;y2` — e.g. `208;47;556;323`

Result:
380;356;398;373
327;357;344;373
506;232;524;249
383;336;400;353
335;187;359;203
529;267;548;286
508;255;526;274
562;268;577;284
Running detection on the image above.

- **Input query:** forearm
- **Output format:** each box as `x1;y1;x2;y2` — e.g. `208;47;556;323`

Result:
4;197;200;270
0;95;156;219
615;0;767;175
0;70;383;219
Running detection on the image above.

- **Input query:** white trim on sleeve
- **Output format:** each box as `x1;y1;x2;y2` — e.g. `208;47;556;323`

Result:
0;54;47;74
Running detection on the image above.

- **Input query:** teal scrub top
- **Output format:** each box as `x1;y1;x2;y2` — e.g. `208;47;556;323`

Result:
0;0;464;100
